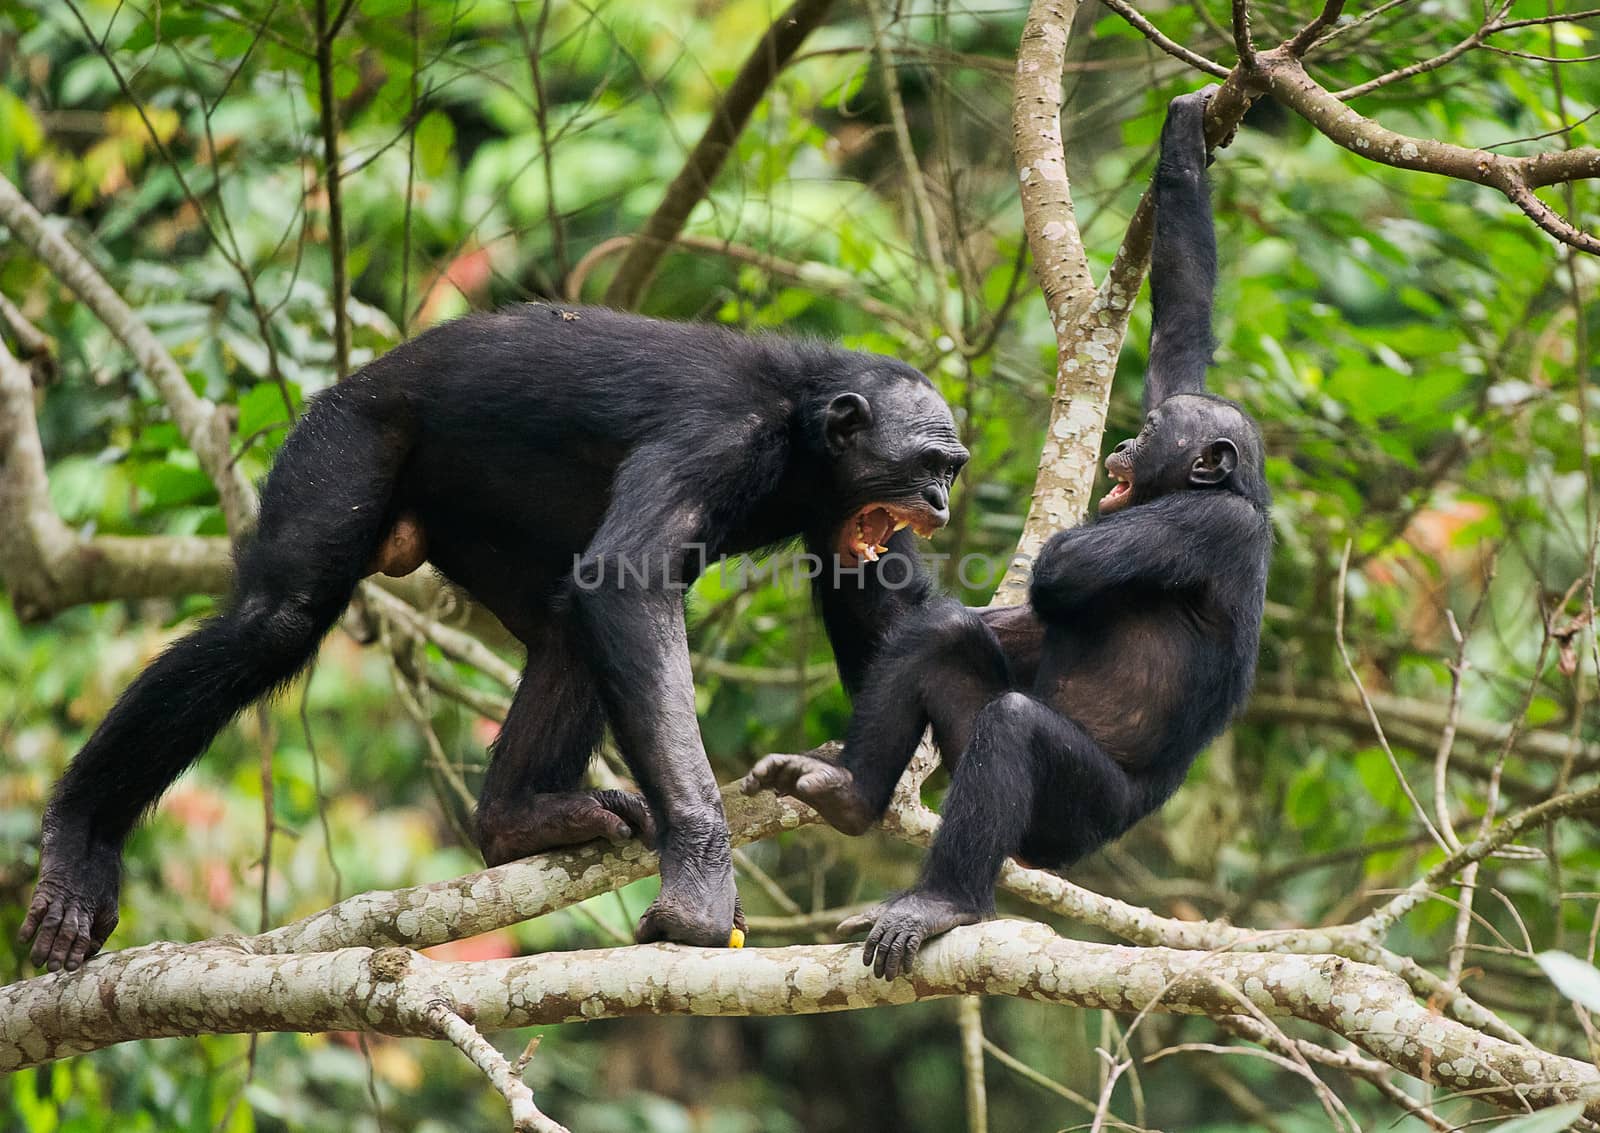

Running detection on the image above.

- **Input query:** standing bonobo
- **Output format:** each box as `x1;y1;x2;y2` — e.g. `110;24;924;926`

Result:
745;88;1271;978
22;306;968;970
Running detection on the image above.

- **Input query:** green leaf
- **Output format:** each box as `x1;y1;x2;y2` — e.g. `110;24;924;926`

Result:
1537;951;1600;1013
415;110;455;178
1484;1101;1585;1133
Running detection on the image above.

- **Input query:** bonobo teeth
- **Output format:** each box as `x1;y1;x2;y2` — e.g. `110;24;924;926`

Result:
893;519;910;532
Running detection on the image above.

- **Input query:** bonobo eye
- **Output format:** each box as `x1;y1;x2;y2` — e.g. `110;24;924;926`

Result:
924;450;965;482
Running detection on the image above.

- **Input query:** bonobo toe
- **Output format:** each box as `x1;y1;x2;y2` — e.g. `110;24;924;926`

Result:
476;790;657;865
635;894;738;947
741;754;875;835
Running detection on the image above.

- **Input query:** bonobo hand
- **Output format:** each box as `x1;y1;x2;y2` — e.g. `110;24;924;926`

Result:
741;753;877;835
1170;83;1230;157
20;839;123;972
838;890;982;980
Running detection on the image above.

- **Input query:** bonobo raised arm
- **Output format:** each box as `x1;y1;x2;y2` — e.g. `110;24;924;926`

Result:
745;87;1273;979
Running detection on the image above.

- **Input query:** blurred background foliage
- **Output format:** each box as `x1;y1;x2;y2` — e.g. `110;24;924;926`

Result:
0;0;1597;1128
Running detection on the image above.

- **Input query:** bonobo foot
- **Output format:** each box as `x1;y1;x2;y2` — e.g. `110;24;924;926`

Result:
635;889;746;947
741;753;878;835
634;823;742;947
838;890;983;980
20;839;123;972
475;789;657;866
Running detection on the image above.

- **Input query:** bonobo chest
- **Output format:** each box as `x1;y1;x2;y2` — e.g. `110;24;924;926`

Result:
1036;586;1228;766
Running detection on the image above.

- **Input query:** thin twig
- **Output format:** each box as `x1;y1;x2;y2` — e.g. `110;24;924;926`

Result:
1099;0;1230;75
603;0;837;308
423;1000;570;1132
1334;541;1450;851
958;997;988;1133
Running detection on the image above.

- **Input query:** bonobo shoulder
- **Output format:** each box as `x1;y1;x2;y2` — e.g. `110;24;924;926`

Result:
1142;488;1268;537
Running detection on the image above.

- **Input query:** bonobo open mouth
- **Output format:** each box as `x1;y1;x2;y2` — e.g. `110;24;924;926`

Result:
836;503;943;564
1100;455;1134;515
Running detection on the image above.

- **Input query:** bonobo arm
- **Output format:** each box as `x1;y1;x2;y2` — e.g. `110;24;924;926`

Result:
1144;88;1218;411
567;436;787;945
1030;493;1264;619
814;527;936;696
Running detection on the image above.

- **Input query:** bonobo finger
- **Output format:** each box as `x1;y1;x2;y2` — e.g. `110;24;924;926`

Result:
880;932;907;981
65;922;97;972
45;907;83;973
872;927;900;980
836;906;883;936
18;890;47;944
29;902;66;968
863;918;890;974
733;894;747;934
900;932;925;977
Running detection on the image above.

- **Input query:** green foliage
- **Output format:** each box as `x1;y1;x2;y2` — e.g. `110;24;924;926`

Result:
1;0;1598;1129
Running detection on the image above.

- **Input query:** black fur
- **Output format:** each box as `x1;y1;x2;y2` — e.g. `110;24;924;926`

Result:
744;88;1272;979
21;304;968;970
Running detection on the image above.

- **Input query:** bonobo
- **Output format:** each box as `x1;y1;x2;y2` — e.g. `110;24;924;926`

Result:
744;88;1271;978
22;305;968;971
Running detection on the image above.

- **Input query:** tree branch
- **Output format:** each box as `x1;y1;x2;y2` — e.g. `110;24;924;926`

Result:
1285;0;1345;57
0;175;257;531
422;999;570;1133
1247;688;1600;770
1012;0;1094;336
1096;0;1230;76
5;922;1594;1119
251;776;822;954
567;233;925;335
0;339;234;620
602;0;836;309
1250;47;1600;254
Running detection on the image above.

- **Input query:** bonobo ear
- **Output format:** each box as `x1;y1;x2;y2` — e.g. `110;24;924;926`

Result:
1189;438;1238;486
824;392;875;455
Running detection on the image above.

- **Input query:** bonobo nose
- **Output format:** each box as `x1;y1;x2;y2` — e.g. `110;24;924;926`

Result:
923;486;950;525
1113;439;1134;454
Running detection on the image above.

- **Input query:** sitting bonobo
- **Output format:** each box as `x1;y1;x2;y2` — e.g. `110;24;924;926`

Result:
743;88;1271;978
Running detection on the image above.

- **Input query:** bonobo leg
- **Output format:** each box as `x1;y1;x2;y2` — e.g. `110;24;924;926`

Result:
474;622;655;865
22;384;410;970
744;601;1012;834
564;445;785;947
841;692;1136;979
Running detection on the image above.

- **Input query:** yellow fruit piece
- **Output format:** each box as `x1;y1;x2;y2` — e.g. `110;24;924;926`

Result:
728;928;746;949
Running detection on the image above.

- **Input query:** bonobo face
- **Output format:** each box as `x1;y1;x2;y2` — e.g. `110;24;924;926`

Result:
1101;393;1259;515
824;373;968;563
